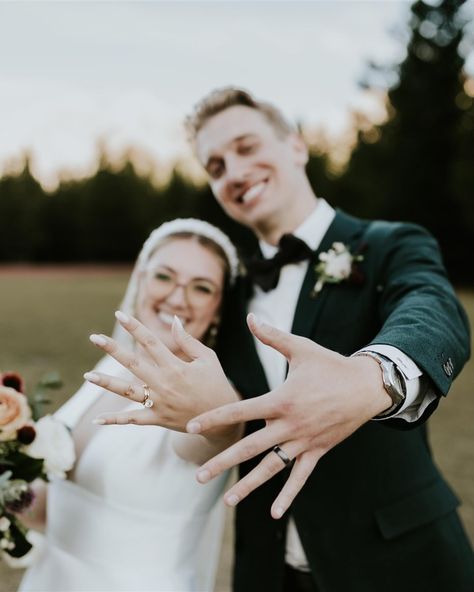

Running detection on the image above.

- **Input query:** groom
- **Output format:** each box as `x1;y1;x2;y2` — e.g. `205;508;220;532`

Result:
181;88;473;592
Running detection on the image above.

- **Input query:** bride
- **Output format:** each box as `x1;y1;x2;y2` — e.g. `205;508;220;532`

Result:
18;219;241;592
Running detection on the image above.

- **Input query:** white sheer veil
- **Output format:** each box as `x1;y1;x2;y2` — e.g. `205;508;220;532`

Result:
56;218;239;429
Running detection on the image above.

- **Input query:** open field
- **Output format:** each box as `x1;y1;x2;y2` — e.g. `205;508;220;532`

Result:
0;267;472;591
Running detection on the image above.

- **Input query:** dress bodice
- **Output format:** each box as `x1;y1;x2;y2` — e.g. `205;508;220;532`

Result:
19;358;228;591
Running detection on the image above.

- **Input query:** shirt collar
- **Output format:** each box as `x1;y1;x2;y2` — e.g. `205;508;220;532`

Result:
259;198;336;259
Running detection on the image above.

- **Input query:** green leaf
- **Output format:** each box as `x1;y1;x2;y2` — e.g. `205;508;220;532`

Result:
4;515;33;558
38;371;62;389
5;451;45;483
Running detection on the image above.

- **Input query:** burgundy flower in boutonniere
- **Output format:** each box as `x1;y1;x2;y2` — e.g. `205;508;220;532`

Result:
311;241;365;297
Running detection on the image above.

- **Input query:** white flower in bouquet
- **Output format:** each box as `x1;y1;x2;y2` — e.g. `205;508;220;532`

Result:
25;415;75;479
0;517;10;532
0;386;31;441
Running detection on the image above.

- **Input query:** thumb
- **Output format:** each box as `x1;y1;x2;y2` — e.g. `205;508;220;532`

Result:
172;316;210;361
247;313;300;361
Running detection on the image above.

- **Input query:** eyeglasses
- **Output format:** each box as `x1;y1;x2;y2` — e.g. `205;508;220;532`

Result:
145;268;222;308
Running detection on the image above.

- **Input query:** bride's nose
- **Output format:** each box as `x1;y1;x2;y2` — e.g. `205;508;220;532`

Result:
165;284;188;308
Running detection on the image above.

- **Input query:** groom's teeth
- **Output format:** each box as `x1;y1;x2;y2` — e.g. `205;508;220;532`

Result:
241;182;265;204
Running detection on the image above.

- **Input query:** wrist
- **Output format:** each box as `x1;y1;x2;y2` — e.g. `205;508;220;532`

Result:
349;356;393;418
352;351;407;418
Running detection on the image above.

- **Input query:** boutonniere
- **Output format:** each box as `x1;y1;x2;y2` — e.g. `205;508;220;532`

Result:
311;242;365;297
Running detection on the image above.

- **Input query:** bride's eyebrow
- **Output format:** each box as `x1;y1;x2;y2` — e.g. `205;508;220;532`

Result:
152;265;218;285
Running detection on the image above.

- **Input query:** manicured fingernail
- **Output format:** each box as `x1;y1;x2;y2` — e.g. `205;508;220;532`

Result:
225;494;239;507
90;334;107;346
187;421;201;434
197;469;210;483
173;315;184;331
249;313;262;328
273;506;284;519
92;418;106;425
115;310;130;323
84;372;100;382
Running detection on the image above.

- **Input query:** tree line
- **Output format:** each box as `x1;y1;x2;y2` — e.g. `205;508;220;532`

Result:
1;0;473;284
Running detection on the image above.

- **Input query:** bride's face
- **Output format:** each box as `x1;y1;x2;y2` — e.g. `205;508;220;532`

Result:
135;237;225;353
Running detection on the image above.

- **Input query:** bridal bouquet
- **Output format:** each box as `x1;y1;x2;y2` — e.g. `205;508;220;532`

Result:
0;371;75;559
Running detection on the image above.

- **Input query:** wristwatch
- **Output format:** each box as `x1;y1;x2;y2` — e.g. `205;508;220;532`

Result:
353;351;407;418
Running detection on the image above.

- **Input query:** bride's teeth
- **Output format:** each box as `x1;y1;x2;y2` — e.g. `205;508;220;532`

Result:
158;312;186;327
242;182;265;203
158;312;174;325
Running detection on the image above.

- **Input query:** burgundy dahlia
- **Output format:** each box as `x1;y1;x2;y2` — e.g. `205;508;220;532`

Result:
1;372;25;393
17;425;36;445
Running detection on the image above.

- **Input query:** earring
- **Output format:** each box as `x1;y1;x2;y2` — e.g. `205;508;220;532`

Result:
206;323;219;349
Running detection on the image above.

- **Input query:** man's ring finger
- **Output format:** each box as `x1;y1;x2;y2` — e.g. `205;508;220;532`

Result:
142;384;154;408
273;445;291;466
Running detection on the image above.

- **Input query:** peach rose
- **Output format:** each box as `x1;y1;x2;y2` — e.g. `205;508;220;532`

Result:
0;386;31;441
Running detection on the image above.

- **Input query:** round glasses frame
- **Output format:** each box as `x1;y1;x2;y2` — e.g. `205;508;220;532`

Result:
146;269;222;308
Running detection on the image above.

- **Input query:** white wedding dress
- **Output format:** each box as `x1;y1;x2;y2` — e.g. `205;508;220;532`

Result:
19;359;228;592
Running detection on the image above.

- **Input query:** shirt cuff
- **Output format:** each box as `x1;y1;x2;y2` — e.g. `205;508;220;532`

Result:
356;344;435;422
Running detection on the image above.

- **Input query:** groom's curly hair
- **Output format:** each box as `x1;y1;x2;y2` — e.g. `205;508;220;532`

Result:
185;87;295;144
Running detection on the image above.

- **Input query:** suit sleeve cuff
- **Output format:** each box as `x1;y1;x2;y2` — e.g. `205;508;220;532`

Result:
356;345;436;422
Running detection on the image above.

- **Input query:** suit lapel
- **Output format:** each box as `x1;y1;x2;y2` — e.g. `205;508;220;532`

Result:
291;210;364;339
218;275;270;397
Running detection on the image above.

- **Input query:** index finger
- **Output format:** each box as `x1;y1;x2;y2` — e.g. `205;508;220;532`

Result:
89;334;160;387
186;391;279;435
114;311;176;366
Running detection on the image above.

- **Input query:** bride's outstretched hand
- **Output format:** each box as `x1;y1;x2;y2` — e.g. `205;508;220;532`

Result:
85;312;238;436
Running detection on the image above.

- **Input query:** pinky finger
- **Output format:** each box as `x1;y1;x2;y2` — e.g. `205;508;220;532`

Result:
270;450;320;519
93;409;155;426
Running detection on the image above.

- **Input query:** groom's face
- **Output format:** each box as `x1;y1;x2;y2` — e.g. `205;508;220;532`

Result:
195;105;308;234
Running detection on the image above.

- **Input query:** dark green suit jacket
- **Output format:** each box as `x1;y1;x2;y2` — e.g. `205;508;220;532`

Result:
216;210;473;592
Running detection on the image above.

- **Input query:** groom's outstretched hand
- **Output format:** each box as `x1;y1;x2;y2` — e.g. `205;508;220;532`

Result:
187;313;392;519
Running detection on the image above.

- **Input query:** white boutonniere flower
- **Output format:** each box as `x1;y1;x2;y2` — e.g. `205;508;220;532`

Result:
312;242;364;297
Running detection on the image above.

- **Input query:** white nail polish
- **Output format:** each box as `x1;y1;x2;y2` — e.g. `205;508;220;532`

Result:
187;421;201;434
173;315;184;330
92;418;106;425
197;469;210;483
84;372;100;382
273;506;284;519
226;494;239;507
250;313;262;328
115;310;130;323
90;334;107;347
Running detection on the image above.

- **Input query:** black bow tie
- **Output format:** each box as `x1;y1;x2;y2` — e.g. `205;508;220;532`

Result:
245;234;314;292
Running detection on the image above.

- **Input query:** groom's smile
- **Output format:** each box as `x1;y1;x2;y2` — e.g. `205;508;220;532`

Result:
195;105;311;241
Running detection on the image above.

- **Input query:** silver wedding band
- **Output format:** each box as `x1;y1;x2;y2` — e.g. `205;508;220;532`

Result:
273;445;291;466
142;384;154;408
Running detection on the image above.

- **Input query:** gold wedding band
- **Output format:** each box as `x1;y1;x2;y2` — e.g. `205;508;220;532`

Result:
142;384;154;408
273;445;291;466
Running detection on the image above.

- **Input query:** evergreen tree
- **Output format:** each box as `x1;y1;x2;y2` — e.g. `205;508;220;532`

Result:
341;0;472;280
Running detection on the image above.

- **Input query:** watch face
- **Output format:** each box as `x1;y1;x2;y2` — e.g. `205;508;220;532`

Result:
389;365;406;397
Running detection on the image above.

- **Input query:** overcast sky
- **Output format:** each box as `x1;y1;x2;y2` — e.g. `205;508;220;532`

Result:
1;1;473;187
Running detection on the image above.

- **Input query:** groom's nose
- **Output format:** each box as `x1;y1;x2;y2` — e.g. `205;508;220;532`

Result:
225;154;250;185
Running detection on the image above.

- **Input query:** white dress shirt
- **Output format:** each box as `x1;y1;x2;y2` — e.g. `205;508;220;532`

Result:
247;198;435;570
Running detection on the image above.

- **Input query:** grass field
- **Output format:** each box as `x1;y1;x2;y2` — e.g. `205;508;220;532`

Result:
0;267;472;591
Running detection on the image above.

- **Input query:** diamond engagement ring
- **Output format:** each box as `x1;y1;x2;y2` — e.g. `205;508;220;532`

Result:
272;445;291;466
141;384;154;408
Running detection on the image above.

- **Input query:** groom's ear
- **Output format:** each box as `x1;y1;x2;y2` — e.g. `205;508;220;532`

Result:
290;133;309;167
